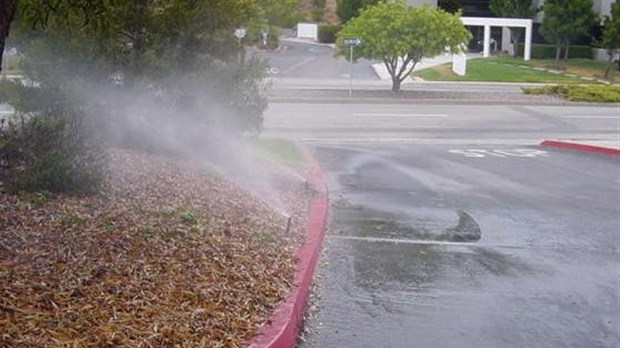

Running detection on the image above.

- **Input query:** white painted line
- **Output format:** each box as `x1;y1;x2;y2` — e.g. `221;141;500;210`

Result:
0;111;13;114
353;113;448;117
335;235;470;246
562;116;620;119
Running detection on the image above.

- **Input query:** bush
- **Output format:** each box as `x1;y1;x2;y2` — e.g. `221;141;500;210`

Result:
523;84;620;102
247;24;280;49
337;0;380;23
0;81;105;193
517;43;593;59
318;24;340;43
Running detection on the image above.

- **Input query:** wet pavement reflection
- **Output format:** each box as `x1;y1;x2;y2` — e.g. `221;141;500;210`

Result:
298;144;619;348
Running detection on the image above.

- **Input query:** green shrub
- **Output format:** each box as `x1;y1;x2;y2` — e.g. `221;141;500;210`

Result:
0;112;105;194
517;43;593;59
337;0;380;24
523;84;620;102
318;24;340;43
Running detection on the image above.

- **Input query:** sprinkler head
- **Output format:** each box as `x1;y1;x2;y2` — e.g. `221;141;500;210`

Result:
285;215;292;236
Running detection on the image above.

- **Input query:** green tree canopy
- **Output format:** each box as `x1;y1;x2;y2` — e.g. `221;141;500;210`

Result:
335;1;471;91
336;0;380;23
602;0;620;76
0;0;18;71
1;0;272;193
540;0;597;63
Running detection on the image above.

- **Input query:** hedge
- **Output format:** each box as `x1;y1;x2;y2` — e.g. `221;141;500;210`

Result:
318;24;340;43
523;84;620;102
517;43;593;59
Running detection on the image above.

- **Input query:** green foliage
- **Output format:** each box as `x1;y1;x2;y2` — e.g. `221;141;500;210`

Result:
523;84;620;102
517;43;593;59
602;1;620;76
0;110;105;194
254;138;303;163
540;0;597;62
246;24;280;48
318;24;340;43
490;0;538;19
257;0;303;27
310;0;327;22
336;0;380;23
0;0;268;191
335;1;471;91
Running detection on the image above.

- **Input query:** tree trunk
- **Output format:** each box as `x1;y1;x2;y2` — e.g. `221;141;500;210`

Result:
555;41;562;68
563;40;570;61
0;0;19;72
604;49;616;78
391;76;401;92
0;39;4;71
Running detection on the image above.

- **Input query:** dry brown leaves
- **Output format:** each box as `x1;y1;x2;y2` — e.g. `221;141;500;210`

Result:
0;148;312;348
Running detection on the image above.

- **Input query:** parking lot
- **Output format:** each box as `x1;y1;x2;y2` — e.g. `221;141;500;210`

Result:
299;144;619;348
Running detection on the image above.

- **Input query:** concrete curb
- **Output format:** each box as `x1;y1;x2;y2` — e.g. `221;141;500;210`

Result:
267;97;594;106
248;145;328;348
540;140;620;156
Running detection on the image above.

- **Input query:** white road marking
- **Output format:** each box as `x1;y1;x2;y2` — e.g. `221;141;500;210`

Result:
352;113;448;117
449;149;549;158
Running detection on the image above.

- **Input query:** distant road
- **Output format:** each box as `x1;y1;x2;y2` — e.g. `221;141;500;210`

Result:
253;39;377;80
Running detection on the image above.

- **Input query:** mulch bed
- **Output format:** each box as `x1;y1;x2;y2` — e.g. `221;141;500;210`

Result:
0;148;311;347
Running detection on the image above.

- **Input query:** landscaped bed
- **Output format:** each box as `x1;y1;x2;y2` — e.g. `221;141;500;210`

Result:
0;147;312;347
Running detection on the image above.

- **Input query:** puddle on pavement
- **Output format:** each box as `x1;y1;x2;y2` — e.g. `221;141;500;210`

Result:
333;203;480;243
331;201;532;293
349;241;532;293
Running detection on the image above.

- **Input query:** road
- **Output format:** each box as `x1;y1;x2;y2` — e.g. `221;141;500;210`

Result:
261;101;620;347
299;143;619;348
263;103;620;145
254;40;376;80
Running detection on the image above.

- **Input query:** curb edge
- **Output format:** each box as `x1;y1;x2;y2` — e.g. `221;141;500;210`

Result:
540;140;620;156
248;144;328;348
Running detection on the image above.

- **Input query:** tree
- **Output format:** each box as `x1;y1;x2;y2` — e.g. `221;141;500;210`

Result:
257;0;300;27
489;0;538;56
336;0;380;23
540;0;597;65
601;0;620;77
0;0;18;71
335;1;471;91
1;0;271;193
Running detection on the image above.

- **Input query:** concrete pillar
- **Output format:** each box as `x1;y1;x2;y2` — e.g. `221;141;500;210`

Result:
501;27;512;53
483;25;491;58
524;23;532;61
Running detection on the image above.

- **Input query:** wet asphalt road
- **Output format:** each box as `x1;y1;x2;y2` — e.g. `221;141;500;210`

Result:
298;144;620;348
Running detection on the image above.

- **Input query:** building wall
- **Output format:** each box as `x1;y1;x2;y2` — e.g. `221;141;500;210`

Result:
405;0;438;7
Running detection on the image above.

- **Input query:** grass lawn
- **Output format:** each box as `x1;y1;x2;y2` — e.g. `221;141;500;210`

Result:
531;58;620;84
254;138;303;163
413;56;614;84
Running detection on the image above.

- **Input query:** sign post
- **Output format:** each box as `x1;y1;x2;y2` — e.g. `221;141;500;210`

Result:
234;27;246;64
260;28;269;47
342;37;362;98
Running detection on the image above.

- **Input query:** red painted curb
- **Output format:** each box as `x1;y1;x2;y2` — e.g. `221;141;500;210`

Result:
540;140;620;156
247;145;328;348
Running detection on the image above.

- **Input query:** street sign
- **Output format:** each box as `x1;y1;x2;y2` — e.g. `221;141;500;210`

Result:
343;37;362;46
234;27;246;39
